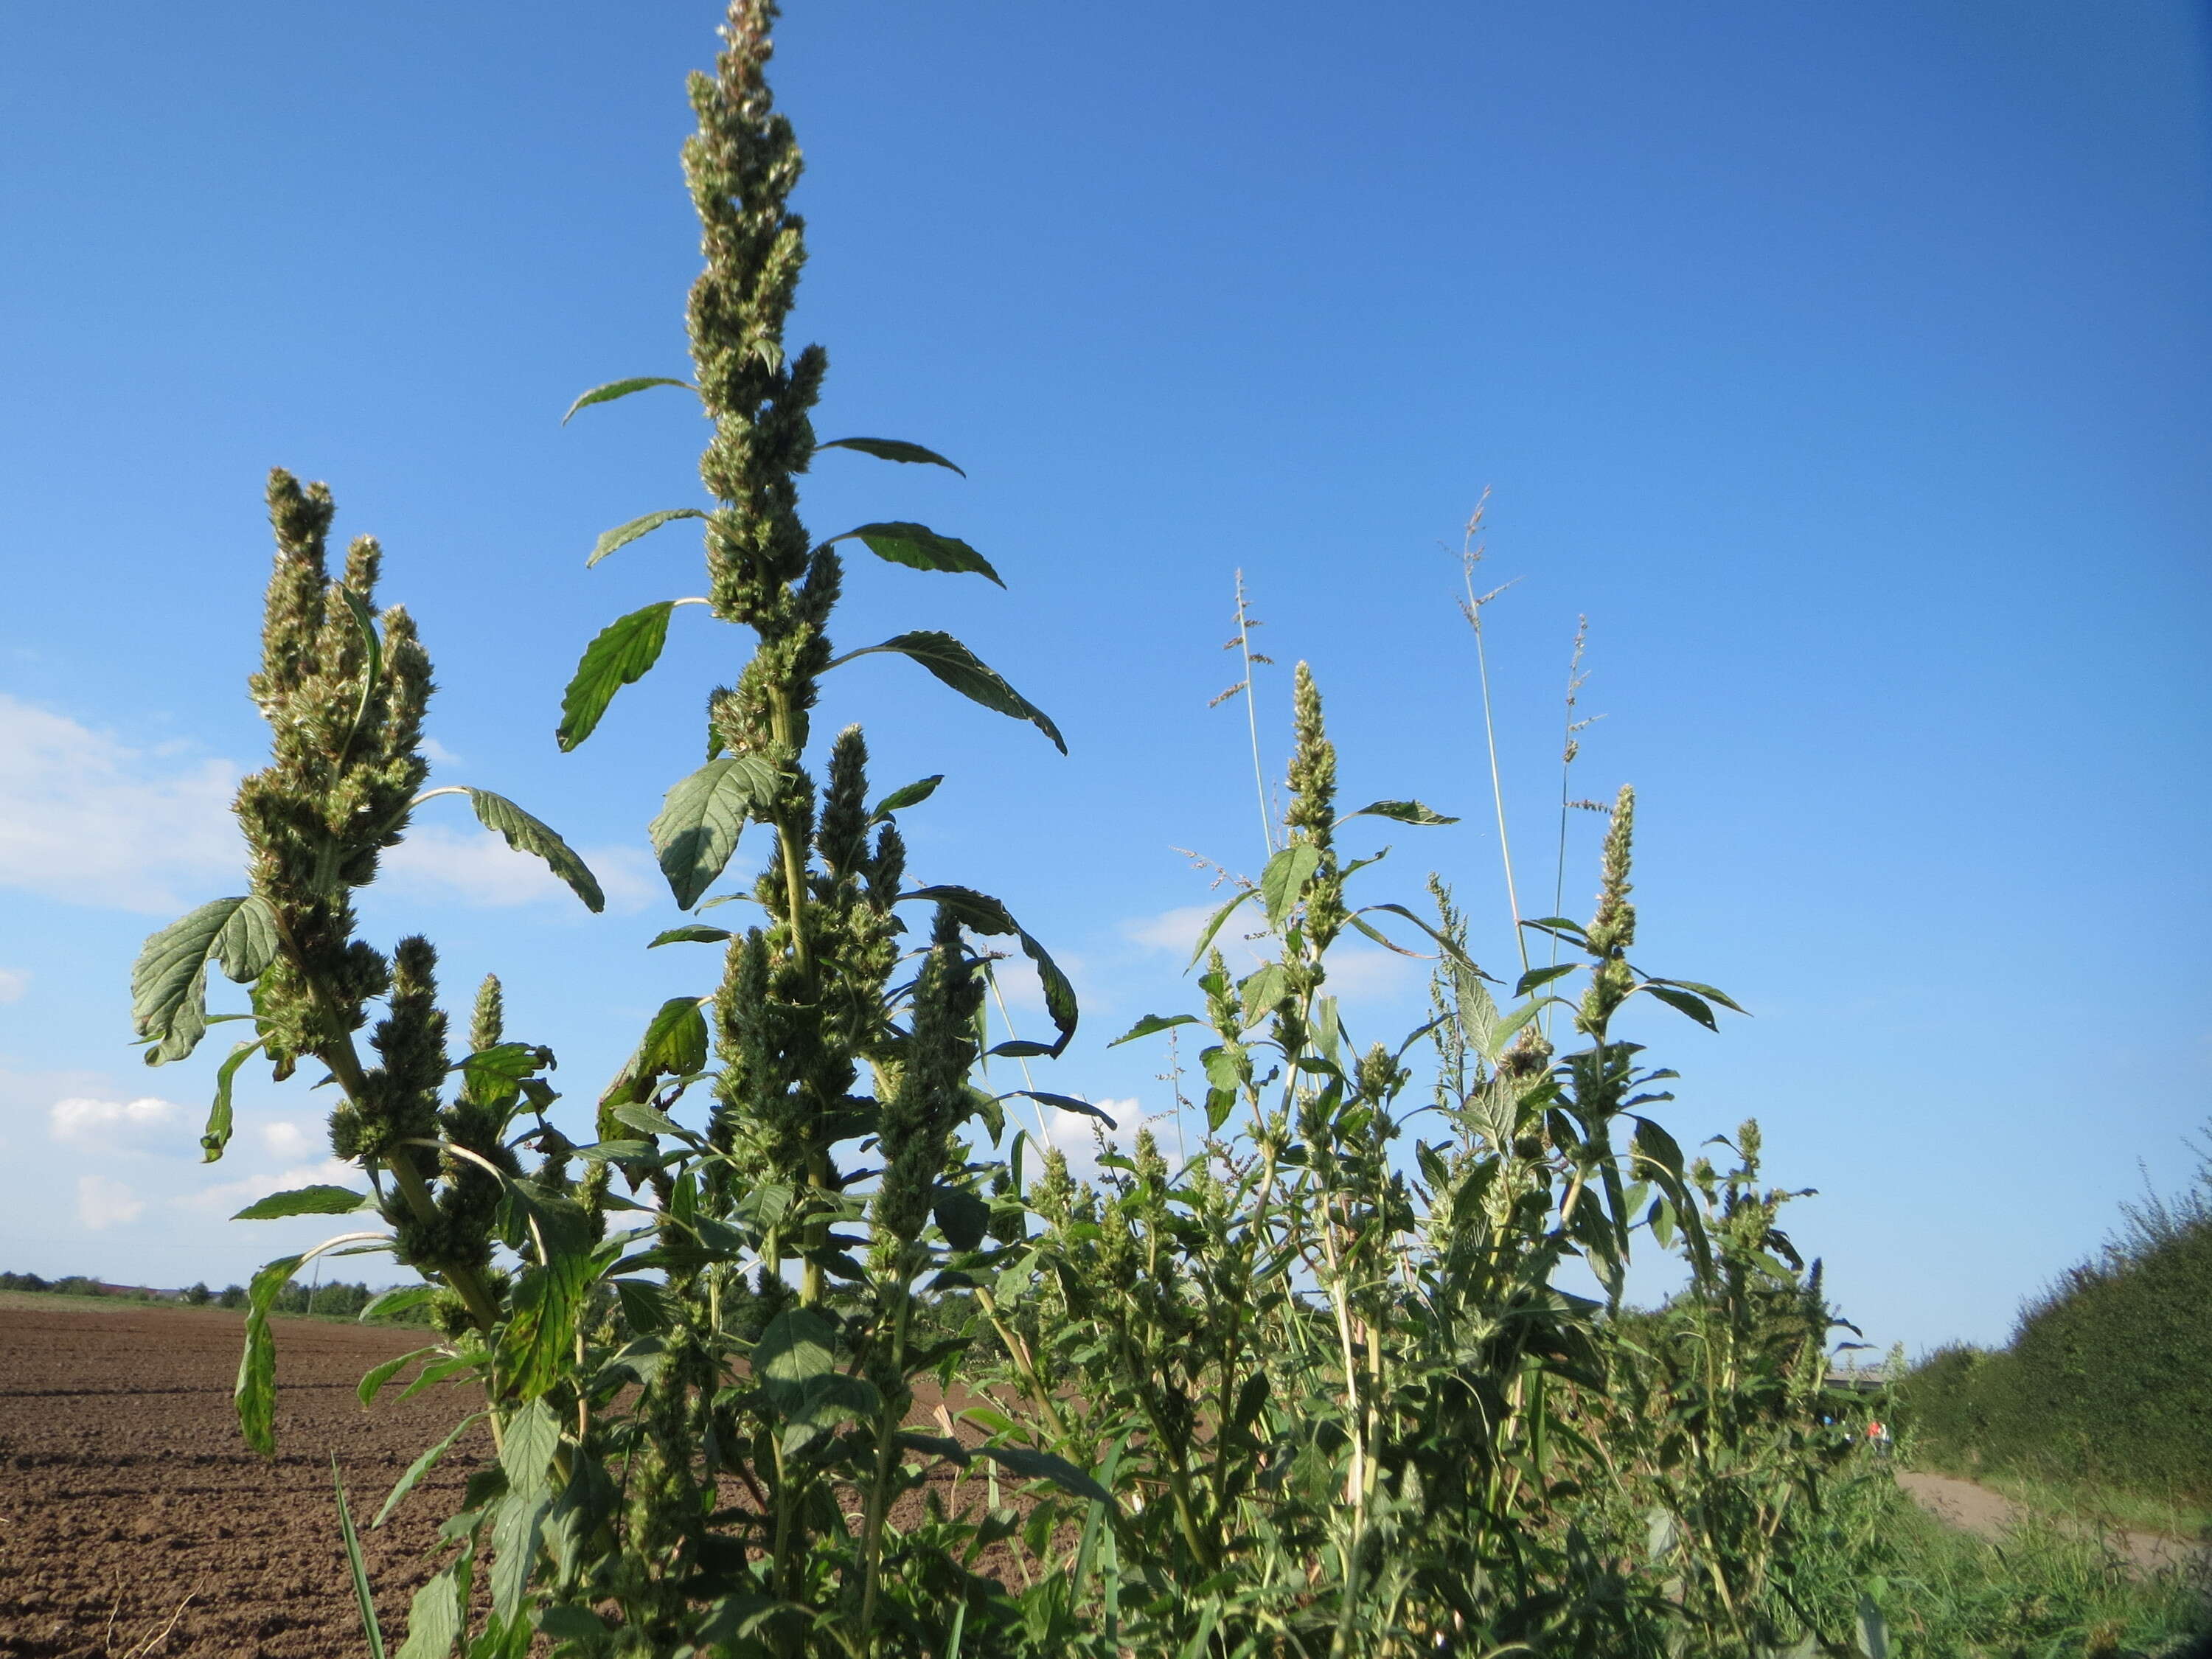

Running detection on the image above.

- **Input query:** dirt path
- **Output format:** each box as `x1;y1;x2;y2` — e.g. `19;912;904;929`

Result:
1898;1470;2208;1578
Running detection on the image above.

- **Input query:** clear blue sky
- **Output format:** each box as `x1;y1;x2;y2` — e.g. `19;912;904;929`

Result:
1;2;2205;1354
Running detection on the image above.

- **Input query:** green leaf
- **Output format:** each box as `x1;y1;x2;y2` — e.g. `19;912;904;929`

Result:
335;587;385;759
988;1040;1056;1058
869;774;944;820
332;1459;388;1659
587;507;708;569
648;925;733;947
556;600;675;751
374;1412;484;1528
458;789;605;913
1109;1012;1198;1047
829;522;1002;587
1011;1091;1118;1128
1259;843;1321;928
751;1308;879;1449
133;896;279;1065
1187;887;1262;969
358;1345;442;1408
933;1186;991;1251
360;1284;439;1324
1238;963;1289;1025
562;376;691;424
906;886;1078;1054
973;1444;1113;1505
233;1185;369;1221
394;1563;463;1659
237;1253;303;1454
1649;976;1749;1015
1514;963;1579;998
606;1000;710;1107
832;631;1065;753
1343;799;1459;827
457;1041;551;1105
1641;984;1719;1032
501;1397;563;1499
815;436;967;475
202;1038;263;1162
649;755;781;908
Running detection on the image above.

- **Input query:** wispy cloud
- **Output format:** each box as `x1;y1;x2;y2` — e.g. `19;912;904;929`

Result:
181;1158;361;1217
0;695;243;911
49;1094;186;1150
0;967;27;1004
77;1173;143;1230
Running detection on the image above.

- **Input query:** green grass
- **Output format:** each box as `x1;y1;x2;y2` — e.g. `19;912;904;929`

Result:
1908;1459;2212;1550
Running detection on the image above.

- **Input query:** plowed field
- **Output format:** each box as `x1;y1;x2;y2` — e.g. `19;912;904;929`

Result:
0;1298;482;1658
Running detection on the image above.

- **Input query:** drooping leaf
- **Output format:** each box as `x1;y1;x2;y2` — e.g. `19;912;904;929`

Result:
832;631;1065;753
1010;1091;1118;1128
1109;1012;1199;1047
451;788;605;912
358;1345;442;1408
906;886;1078;1054
648;925;734;948
1187;887;1262;969
233;1185;371;1221
1641;984;1719;1032
133;896;279;1065
648;756;781;908
202;1037;264;1162
1648;976;1749;1015
605;998;711;1111
557;600;675;751
360;1284;439;1324
869;774;943;820
561;376;691;424
1343;799;1459;827
237;1253;304;1454
394;1564;464;1659
815;436;967;475
829;522;1002;586
587;507;709;569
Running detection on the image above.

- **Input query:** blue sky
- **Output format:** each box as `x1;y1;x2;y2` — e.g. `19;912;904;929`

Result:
0;2;2205;1354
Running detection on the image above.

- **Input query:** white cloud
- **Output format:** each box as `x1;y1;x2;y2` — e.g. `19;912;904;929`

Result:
418;737;463;769
0;695;243;911
381;825;659;914
1025;1095;1143;1179
260;1119;317;1161
77;1173;143;1230
49;1094;185;1150
1123;903;1231;957
0;967;27;1003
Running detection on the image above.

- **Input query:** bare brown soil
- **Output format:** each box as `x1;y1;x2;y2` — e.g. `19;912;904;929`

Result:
0;1299;481;1658
1898;1470;2210;1578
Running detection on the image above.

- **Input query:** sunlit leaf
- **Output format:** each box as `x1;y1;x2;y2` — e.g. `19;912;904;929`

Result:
557;600;676;751
815;436;967;475
832;631;1064;753
829;522;1002;586
561;376;691;424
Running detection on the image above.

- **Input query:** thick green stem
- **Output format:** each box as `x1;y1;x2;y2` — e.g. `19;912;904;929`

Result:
857;1261;917;1644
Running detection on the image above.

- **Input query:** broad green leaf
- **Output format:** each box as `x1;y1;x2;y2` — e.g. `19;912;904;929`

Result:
1649;976;1749;1014
202;1037;263;1162
1342;799;1459;827
1238;963;1289;1025
829;522;1003;587
611;1099;691;1140
394;1565;463;1659
1011;1091;1117;1127
648;755;781;908
500;1253;594;1404
331;1460;387;1659
556;600;675;751
815;436;967;475
457;1041;552;1105
869;773;943;820
1109;1012;1198;1047
374;1412;484;1528
933;1186;991;1251
1514;963;1579;998
832;631;1065;753
234;1185;369;1221
989;1039;1057;1058
462;789;605;912
491;1492;552;1634
133;896;279;1065
501;1397;563;1499
973;1443;1113;1505
587;507;708;569
605;1000;710;1110
358;1345;441;1408
237;1253;304;1454
561;376;690;425
1260;844;1321;928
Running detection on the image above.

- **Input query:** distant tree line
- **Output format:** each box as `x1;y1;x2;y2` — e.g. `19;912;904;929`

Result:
2;1270;430;1323
1897;1123;2212;1501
